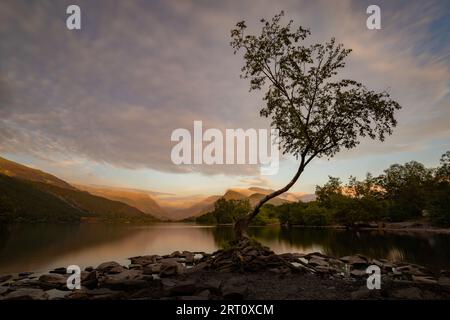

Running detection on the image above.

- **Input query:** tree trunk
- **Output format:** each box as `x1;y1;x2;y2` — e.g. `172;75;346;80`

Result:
233;161;305;239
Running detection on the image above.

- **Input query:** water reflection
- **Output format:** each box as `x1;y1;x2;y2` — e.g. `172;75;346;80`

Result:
0;223;449;274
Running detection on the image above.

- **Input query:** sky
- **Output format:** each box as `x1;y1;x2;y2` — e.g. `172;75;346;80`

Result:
0;0;449;196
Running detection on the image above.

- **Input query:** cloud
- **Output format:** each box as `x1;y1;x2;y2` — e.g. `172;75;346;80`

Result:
0;0;448;178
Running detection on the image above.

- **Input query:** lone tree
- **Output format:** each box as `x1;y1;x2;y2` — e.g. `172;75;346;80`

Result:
231;12;401;239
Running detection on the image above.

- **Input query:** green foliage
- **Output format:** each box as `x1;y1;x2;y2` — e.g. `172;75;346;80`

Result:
230;12;401;161
196;198;250;225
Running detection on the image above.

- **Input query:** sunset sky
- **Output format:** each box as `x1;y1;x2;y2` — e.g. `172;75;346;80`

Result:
0;0;449;196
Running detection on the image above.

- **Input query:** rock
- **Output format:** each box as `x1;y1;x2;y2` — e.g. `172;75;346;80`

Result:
438;276;450;286
197;289;211;299
101;270;148;290
308;257;330;268
186;262;209;274
129;264;143;270
38;274;67;290
85;266;94;272
0;286;9;295
340;255;368;267
129;255;160;266
221;278;247;300
49;267;67;275
18;272;33;277
390;287;422;299
162;279;198;296
96;261;123;273
351;287;374;300
45;289;70;300
412;275;437;284
159;260;185;277
201;279;222;293
108;266;127;274
440;270;450;277
177;295;208;300
143;263;161;275
396;265;426;276
81;270;98;288
350;269;367;278
3;288;48;300
0;274;12;283
67;288;123;300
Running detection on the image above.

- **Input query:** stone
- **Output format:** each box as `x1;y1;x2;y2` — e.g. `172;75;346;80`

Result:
4;288;48;300
351;287;374;300
101;269;147;290
129;255;160;266
45;289;70;300
159;260;185;277
350;269;367;278
440;270;450;277
391;287;422;299
396;265;426;276
162;279;198;296
81;270;98;288
186;261;208;273
0;286;9;295
129;264;143;270
221;278;247;300
201;279;222;293
18;272;33;277
412;275;437;284
308;257;330;268
0;274;12;283
49;267;67;275
438;276;450;286
38;274;67;290
67;288;123;300
96;261;123;273
143;263;161;275
340;255;368;267
108;266;127;274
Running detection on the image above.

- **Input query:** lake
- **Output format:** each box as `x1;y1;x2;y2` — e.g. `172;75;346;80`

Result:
1;223;449;274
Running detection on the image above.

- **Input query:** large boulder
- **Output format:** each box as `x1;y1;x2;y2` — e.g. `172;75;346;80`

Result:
96;261;124;273
221;277;247;300
38;274;68;290
3;288;48;300
100;269;148;290
159;261;185;277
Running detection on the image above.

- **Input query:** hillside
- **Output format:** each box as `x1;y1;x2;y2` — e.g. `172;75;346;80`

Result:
0;156;75;190
0;156;159;223
0;174;84;223
74;184;168;220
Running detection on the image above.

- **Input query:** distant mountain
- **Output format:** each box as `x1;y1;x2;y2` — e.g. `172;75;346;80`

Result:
75;184;168;220
0;156;158;223
172;187;315;220
0;156;75;190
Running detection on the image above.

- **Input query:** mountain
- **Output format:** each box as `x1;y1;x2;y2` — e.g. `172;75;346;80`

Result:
0;174;85;223
172;187;315;220
0;156;75;190
74;184;168;220
0;156;158;223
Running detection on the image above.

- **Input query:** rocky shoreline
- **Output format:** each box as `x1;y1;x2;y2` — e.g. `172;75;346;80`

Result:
1;238;450;300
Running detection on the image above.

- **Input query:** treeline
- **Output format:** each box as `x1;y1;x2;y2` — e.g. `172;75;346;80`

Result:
197;151;450;227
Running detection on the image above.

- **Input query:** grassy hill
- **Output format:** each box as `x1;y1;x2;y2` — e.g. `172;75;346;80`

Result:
0;174;83;223
0;156;75;190
0;156;159;223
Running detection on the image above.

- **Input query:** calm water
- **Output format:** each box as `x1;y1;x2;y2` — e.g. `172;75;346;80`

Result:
0;223;449;274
